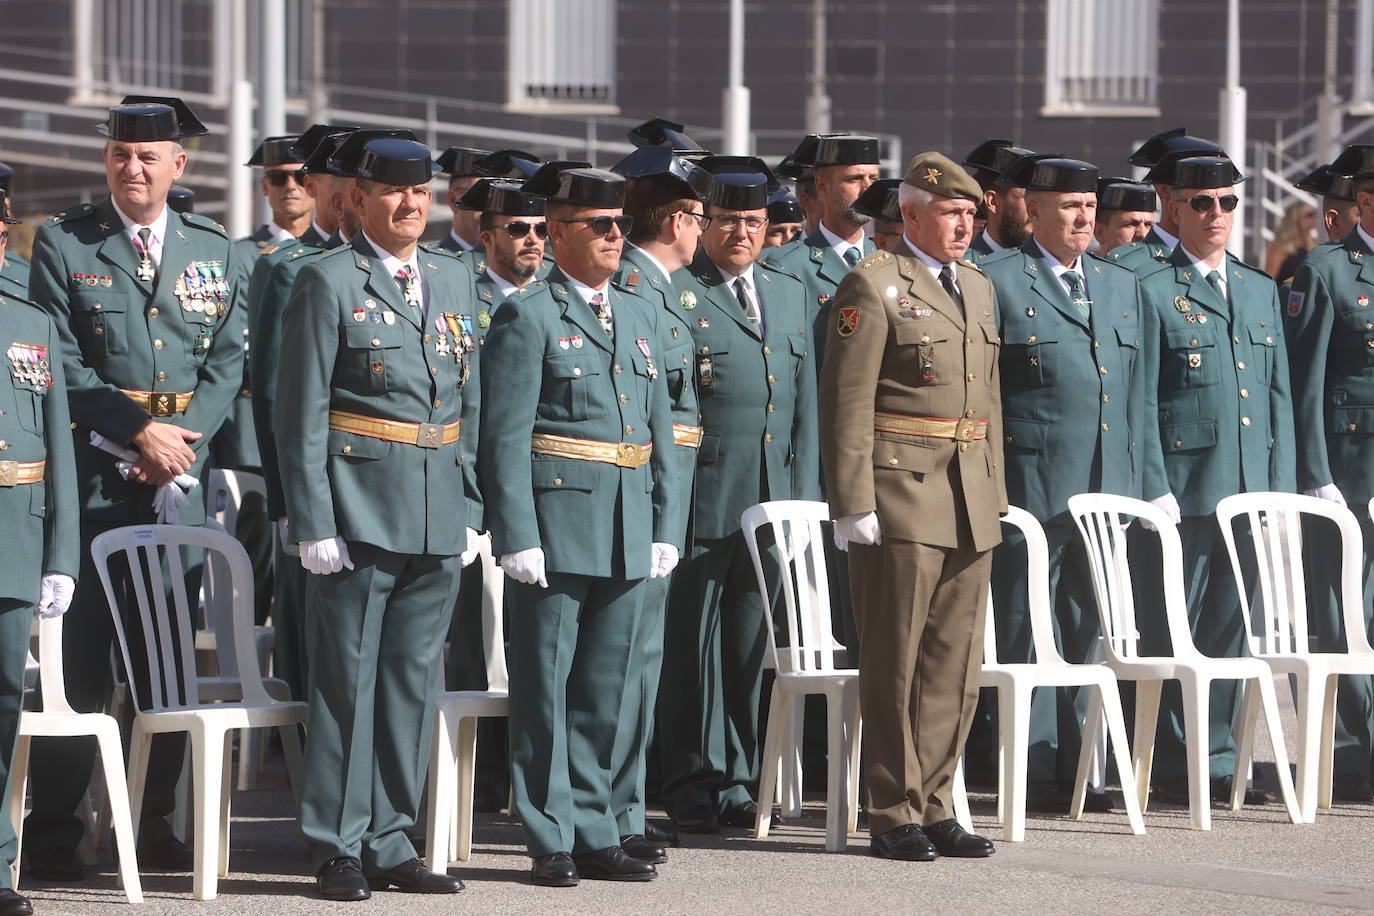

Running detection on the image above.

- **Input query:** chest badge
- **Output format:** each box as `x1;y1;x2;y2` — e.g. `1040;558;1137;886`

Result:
680;290;697;310
477;310;491;328
559;337;570;350
837;306;860;338
1188;353;1203;368
571;335;584;349
352;308;366;322
1359;296;1369;308
697;317;710;328
1174;296;1191;313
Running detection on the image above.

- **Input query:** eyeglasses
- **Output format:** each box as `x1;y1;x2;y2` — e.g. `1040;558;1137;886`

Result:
1186;193;1239;213
707;215;768;234
677;210;709;229
555;215;633;236
492;220;549;240
265;170;308;187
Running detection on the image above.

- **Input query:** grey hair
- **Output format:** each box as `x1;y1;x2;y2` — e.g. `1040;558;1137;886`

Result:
898;182;934;211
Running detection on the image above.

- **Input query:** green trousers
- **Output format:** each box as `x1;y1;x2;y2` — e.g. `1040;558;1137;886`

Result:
506;572;648;857
0;599;32;887
610;572;669;836
271;541;309;701
298;544;459;873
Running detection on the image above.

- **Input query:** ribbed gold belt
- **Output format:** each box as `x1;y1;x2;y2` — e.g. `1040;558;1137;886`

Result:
119;388;194;417
874;410;987;441
328;409;460;448
0;459;46;487
530;433;653;468
672;423;704;449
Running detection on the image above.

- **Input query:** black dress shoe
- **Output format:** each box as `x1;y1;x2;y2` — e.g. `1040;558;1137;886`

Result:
924;818;995;858
1025;779;1073;813
24;846;84;883
316;856;371;901
1332;773;1374;802
718;800;784;829
644;819;679;846
1211;775;1269;806
367;857;463;893
0;889;32;916
531;852;578;887
138;833;194;872
870;823;937;861
571;846;657;881
620;834;668;864
672;804;719;834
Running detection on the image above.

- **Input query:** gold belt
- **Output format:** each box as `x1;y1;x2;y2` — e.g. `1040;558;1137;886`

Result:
874;410;987;442
530;433;653;468
0;459;46;487
119;388;194;418
328;409;460;449
672;423;704;449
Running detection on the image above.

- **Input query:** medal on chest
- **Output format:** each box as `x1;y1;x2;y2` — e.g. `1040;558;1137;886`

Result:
7;342;52;391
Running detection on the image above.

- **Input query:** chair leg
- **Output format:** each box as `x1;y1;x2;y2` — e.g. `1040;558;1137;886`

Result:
425;711;455;874
822;688;849;852
8;735;28;892
1254;674;1302;824
1132;680;1162;814
779;694;804;818
236;727;260;792
219;732;233;878
1179;674;1212;831
125;723;153;844
755;684;785;839
1230;679;1261;812
280;723;306;813
1098;681;1145;836
1069;688;1104;820
1292;673;1325;823
456;716;479;862
951;756;972;832
1004;686;1031;843
994;683;1011;826
94;722;144;903
1318;674;1339;812
847;692;862;835
191;725;224;901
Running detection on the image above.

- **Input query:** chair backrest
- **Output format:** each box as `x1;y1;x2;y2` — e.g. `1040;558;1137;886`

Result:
205;469;267;540
740;499;842;676
1216;492;1373;657
476;532;508;693
985;506;1070;666
200;517;255;681
34;615;77;715
90;524;276;711
1068;492;1198;663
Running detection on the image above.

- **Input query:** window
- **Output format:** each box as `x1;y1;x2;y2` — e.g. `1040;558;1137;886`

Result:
1044;0;1160;116
507;0;618;114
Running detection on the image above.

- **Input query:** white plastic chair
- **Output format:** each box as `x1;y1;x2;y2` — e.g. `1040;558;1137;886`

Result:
980;507;1145;841
1067;493;1301;830
742;500;861;852
1216;492;1374;823
7;616;143;902
425;533;508;870
200;471;276;692
90;524;307;900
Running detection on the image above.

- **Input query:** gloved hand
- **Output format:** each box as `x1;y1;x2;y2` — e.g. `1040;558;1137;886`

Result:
37;573;75;618
835;511;882;547
649;543;680;579
300;537;355;575
278;517;300;556
501;547;548;588
461;528;481;568
1140;493;1182;532
1304;483;1347;507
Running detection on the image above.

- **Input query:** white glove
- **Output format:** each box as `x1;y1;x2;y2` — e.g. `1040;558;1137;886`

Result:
1140;493;1182;532
460;528;480;568
300;537;355;575
649;543;680;579
500;547;548;588
150;482;191;524
37;573;75;618
784;524;813;562
1304;483;1347;507
835;511;882;547
278;517;300;556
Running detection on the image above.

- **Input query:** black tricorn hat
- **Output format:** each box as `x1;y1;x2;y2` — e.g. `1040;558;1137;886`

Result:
992;152;1061;189
1330;144;1374;181
962;139;1036;187
351;138;439;186
1294;164;1356;202
246;135;304;167
521;160;594;197
610;146;711;200
524;163;624;208
766;189;804;224
291;123;362;161
697;155;778;211
1001;156;1098;193
436;147;493;178
326;129;419;177
473;148;543;179
97;95;208;141
459;178;546;216
852;178;901;221
1095;177;1157;212
1129;127;1224;168
627;117;706;155
812;135;881;167
1147;151;1243;187
0;162;13;196
776;132;852;179
166;186;195;214
0;189;20;225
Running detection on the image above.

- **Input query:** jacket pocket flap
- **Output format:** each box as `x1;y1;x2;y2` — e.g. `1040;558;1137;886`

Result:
72;289;128;313
327;427;390;459
893;321;949;346
546;354;602;379
1115;327;1140;349
1002;416;1048;450
1329;406;1374;434
1248;324;1278;347
1165;327;1214;349
343;324;403;349
531;458;598;490
1163;419;1218;451
873;436;937;472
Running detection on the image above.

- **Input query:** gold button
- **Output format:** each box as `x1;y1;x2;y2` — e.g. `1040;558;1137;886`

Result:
157;371;167;382
553;477;563;486
762;346;771;354
921;335;931;343
700;346;710;354
1260;321;1267;327
1233;336;1240;344
1190;338;1199;346
1028;335;1037;343
1349;423;1358;432
625;425;634;435
764;433;773;442
614;364;623;374
433;399;442;408
889;457;899;465
149;307;159;317
966;373;975;382
1241;416;1252;426
1093;340;1100;349
767;404;775;412
767;374;776;383
1266;336;1273;344
682;357;689;365
153;339;163;349
371;338;381;346
241;388;250;397
965;339;973;346
965;409;974;418
573;367;582;376
1102;394;1110;403
342;445;351;454
1174;439;1183;448
431;367;439;376
1365;323;1372;330
959;442;969;452
1240;388;1249;398
70;422;77;430
1099;366;1108;375
93;303;102;310
0;441;6;450
1101;423;1109;431
619;394;629;403
1005;435;1014;444
1237;361;1246;370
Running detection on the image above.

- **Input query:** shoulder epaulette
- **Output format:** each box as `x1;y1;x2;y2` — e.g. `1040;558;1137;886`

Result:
855;250;892;270
958;258;987;276
977;248;1019;268
261;242;282;256
181;212;229;238
48;203;96;225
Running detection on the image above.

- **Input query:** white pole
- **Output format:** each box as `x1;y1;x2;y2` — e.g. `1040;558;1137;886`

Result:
1356;0;1374;112
805;0;831;134
257;0;287;226
71;0;95;104
226;0;253;237
1219;0;1246;258
307;0;328;125
721;0;751;156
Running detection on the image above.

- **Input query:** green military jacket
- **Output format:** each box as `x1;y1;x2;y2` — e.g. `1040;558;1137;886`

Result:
1139;247;1296;516
0;293;79;604
762;225;873;366
478;266;679;577
964;231;1002;265
981;241;1151;523
3;253;30;292
29;197;246;523
275;235;482;555
0;270;25;300
1286;226;1374;503
1106;226;1173;274
672;250;820;541
470;265;512;348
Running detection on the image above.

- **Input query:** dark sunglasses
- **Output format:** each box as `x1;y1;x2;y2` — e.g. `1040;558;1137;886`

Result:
492;220;549;240
1187;193;1239;213
265;170;308;187
555;215;633;236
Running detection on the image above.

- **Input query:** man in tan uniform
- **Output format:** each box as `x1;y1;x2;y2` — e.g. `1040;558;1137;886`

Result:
820;151;1007;861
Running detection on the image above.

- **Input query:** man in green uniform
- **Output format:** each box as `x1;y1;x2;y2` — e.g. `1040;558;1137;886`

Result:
0;165;32;291
1137;155;1296;806
1286;144;1374;802
980;156;1149;812
1295;163;1362;248
658;156;819;834
0;281;80;916
25;96;245;879
1094;178;1157;252
276;136;479;900
434;148;491;259
764;189;804;249
479;163;680;886
821;151;1005;860
962;140;1037;263
0;192;26;300
1107;129;1225;272
853;179;904;253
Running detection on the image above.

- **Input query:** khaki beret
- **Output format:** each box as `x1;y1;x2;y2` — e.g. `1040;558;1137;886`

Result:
902;151;982;202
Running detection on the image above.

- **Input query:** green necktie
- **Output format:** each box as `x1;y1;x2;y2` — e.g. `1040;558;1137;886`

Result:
843;246;861;268
1064;271;1091;322
1206;270;1228;304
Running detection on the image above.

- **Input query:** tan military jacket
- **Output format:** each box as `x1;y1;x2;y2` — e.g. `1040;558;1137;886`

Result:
819;237;1007;552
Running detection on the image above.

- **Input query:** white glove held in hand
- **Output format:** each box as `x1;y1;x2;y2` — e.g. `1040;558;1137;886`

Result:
37;573;75;618
1304;483;1347;507
1140;493;1182;532
835;511;883;547
461;528;481;568
501;547;548;588
278;518;300;556
649;543;680;579
300;537;355;575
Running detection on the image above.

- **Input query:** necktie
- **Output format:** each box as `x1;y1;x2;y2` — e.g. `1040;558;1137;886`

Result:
938;264;963;313
591;292;613;336
1064;271;1091;322
394;265;422;321
843;246;861;268
135;227;156;282
734;277;760;331
1206;270;1227;304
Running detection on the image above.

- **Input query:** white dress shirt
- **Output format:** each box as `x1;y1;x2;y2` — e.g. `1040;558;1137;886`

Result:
717;264;762;334
1180;245;1229;301
905;234;961;300
817;220;865;264
112;200;169;266
361;231;427;318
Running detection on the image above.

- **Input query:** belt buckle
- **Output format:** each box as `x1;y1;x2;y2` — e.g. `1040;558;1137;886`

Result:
416;423;444;448
0;461;15;487
615;442;638;468
150;391;174;418
955;418;978;441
